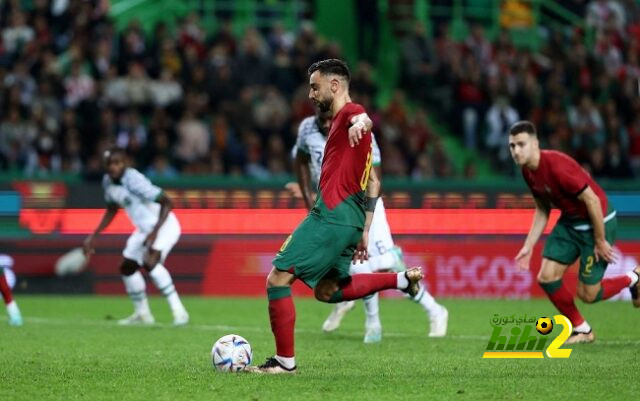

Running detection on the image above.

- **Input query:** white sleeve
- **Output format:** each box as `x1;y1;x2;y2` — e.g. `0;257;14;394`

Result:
123;169;163;202
295;118;313;154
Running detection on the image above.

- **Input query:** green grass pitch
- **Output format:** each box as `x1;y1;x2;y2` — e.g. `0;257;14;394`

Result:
1;296;638;400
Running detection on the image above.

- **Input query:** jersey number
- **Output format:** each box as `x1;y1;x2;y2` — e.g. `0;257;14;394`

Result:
584;256;594;275
360;150;373;191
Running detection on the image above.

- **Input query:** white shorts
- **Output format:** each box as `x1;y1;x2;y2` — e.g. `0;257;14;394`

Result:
123;212;181;266
367;198;395;258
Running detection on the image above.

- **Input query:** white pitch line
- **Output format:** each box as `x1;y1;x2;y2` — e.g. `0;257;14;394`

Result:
23;317;640;345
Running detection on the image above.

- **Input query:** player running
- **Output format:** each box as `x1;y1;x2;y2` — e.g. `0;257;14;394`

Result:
83;148;189;326
291;109;447;342
0;254;22;326
510;120;639;344
247;59;423;374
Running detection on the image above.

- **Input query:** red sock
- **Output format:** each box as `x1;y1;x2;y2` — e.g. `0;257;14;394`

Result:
599;275;633;300
546;284;584;326
268;292;295;357
339;273;397;301
0;271;13;305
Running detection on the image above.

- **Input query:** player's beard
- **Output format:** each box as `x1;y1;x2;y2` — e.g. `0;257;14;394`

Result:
316;96;332;112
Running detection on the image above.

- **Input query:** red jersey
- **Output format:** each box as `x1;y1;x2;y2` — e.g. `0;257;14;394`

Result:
522;150;608;220
314;102;372;227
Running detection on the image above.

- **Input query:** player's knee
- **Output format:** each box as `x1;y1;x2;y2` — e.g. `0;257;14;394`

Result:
577;287;598;304
266;268;293;288
314;280;338;303
142;251;161;271
120;259;139;276
537;269;561;284
313;286;333;303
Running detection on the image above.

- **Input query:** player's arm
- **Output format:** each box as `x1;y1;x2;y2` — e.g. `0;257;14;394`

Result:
83;203;119;257
354;166;381;263
293;150;315;210
348;113;372;147
515;195;551;271
144;192;173;247
577;186;616;263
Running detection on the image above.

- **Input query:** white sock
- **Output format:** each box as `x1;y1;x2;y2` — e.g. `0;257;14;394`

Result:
397;272;409;289
122;271;150;315
574;321;591;333
275;355;296;369
149;264;185;315
363;293;381;328
627;271;639;287
410;283;442;317
6;300;19;316
368;253;396;272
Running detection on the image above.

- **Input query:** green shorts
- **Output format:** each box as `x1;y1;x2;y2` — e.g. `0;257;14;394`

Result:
273;213;362;288
542;211;617;285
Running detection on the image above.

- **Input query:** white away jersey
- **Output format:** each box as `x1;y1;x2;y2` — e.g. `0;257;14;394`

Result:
102;168;166;233
294;116;381;187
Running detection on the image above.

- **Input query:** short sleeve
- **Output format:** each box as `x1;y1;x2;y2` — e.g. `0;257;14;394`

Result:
554;157;590;197
123;169;163;202
343;103;367;125
295;118;314;154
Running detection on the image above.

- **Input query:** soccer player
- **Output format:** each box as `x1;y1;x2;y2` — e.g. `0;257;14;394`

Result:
291;109;448;342
0;254;22;326
83;148;189;326
247;59;423;374
510;121;639;344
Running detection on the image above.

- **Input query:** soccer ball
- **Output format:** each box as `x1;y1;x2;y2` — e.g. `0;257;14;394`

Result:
211;334;252;372
536;317;553;335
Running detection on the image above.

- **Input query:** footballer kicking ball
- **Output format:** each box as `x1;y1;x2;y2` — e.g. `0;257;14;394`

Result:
536;317;553;335
211;334;252;372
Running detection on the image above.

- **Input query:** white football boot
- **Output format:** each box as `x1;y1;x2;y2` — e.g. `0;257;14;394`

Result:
322;301;355;332
117;311;155;325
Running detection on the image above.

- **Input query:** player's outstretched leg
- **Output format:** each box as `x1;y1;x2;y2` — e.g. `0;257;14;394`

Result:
119;259;154;325
319;267;424;303
248;268;297;374
146;259;189;326
0;269;21;326
569;266;640;344
388;247;448;337
410;283;449;337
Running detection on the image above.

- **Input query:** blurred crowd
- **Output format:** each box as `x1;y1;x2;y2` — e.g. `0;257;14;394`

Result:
1;0;639;181
402;0;640;178
0;0;446;181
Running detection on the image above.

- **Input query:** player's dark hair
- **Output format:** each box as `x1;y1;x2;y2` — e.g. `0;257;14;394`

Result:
509;120;537;137
307;59;351;82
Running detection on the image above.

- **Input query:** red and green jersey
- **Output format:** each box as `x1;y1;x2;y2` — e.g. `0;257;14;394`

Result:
312;102;372;227
522;150;608;220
